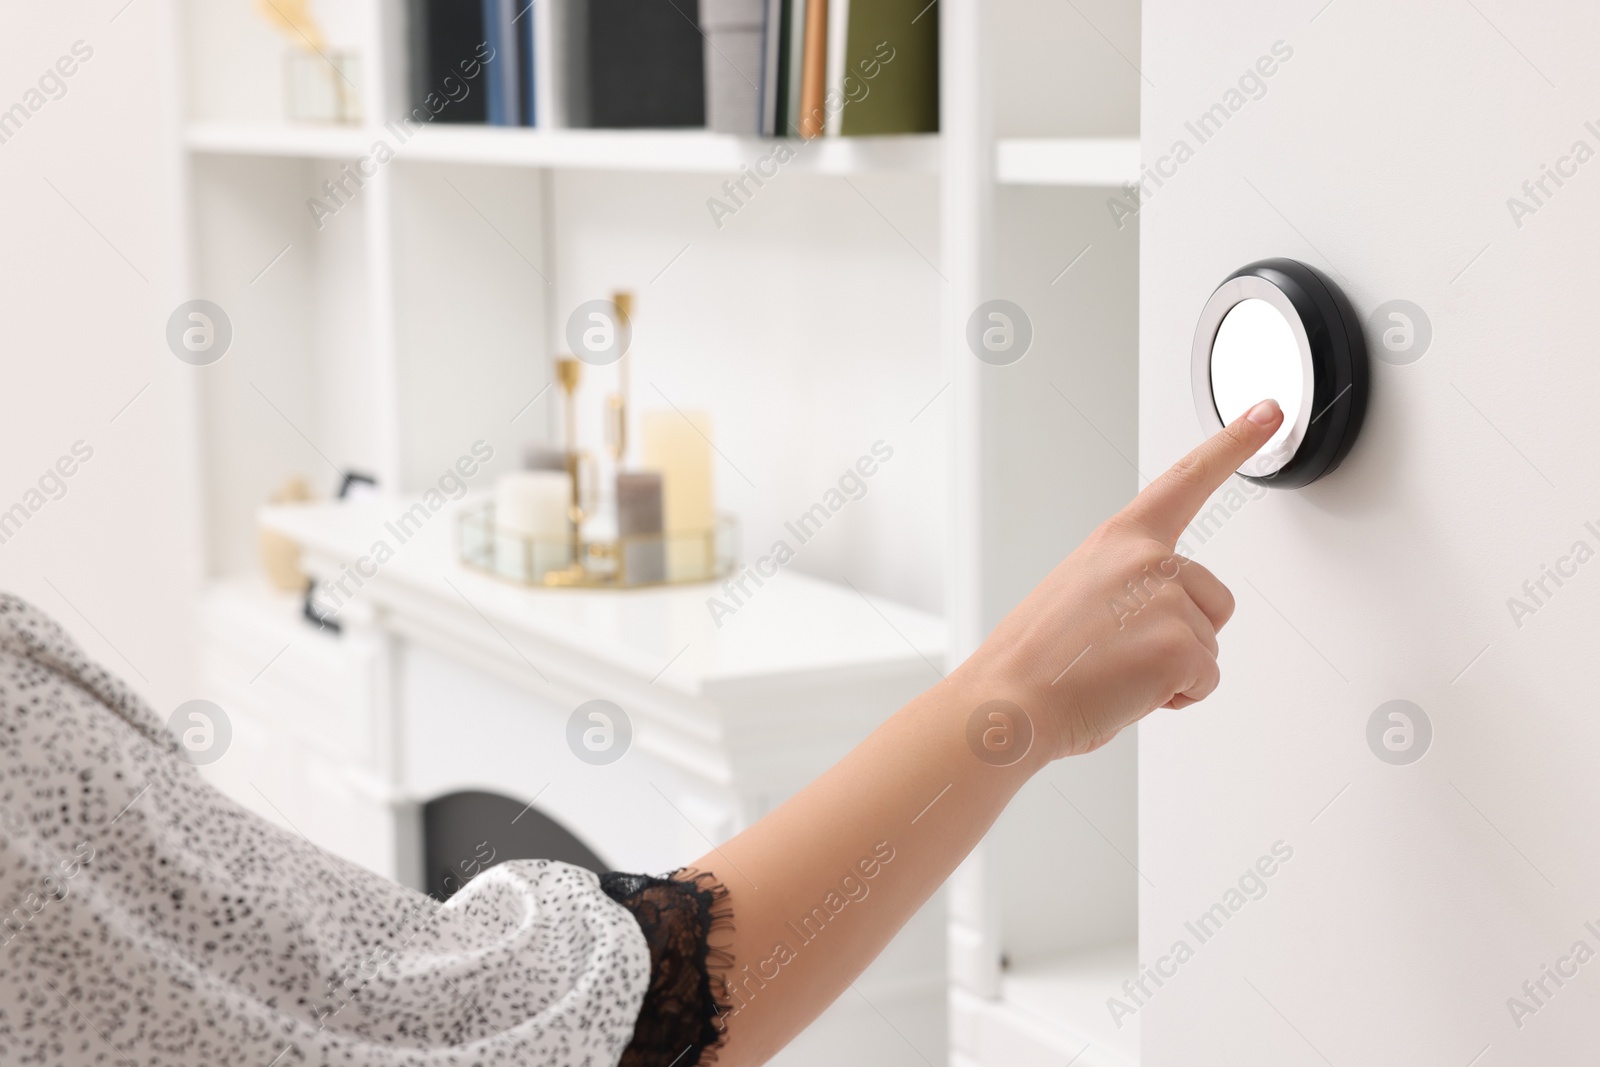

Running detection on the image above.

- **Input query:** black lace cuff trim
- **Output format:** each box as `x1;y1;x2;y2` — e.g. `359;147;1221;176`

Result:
601;868;733;1067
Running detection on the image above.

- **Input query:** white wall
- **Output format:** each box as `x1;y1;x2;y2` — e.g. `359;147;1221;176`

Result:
0;2;197;706
993;0;1139;139
192;153;383;575
1141;3;1600;1063
544;167;948;614
390;160;551;497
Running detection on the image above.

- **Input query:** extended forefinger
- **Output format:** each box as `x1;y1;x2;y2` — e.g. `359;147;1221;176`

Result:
1117;399;1284;546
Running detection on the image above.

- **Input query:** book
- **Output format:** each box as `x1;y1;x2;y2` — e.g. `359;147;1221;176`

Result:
534;0;588;127
702;0;765;133
822;0;847;135
782;0;806;135
586;0;706;127
407;0;488;124
482;0;522;125
839;0;939;134
796;0;828;137
516;0;537;125
759;0;785;136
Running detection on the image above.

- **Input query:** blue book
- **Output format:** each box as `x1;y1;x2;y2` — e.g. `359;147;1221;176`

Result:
516;0;537;126
482;0;521;125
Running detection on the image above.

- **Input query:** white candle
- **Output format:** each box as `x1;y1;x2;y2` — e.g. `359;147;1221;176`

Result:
641;410;715;581
494;470;572;580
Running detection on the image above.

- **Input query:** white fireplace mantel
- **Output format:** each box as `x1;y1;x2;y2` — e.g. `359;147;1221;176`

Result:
257;495;947;801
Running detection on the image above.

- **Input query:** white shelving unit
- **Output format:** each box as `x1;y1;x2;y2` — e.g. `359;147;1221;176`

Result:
176;0;1140;1063
943;1;1141;1066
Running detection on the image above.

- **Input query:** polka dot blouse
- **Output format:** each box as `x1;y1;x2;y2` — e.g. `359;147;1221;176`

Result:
0;595;728;1066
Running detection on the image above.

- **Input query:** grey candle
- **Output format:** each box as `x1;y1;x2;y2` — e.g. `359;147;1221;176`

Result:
523;445;568;472
616;472;666;585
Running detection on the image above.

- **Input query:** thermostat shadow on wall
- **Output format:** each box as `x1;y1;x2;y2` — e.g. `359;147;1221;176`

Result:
1191;258;1370;489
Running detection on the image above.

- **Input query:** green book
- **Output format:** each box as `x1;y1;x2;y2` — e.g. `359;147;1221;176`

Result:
783;0;806;136
839;0;939;135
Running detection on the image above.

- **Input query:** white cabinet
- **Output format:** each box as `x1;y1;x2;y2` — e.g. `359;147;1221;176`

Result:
194;578;395;873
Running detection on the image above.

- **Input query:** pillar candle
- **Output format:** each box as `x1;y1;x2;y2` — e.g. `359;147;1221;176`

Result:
641;410;715;581
493;470;572;581
616;472;666;585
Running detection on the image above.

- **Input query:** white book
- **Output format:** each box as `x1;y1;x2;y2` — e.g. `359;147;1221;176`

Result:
536;0;589;127
703;0;766;133
823;0;849;136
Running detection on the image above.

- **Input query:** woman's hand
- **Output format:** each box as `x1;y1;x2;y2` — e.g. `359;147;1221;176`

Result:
956;398;1284;761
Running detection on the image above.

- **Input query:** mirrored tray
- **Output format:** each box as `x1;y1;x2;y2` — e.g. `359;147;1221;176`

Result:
458;502;737;588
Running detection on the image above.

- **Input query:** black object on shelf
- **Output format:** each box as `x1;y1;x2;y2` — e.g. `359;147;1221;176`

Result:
586;0;707;128
336;471;379;499
299;470;381;634
301;578;341;634
409;0;490;124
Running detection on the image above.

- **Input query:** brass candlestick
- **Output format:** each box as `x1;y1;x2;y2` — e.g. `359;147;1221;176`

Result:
557;355;582;455
604;291;634;465
556;356;587;571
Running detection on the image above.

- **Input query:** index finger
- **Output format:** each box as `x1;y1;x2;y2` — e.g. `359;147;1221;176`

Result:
1117;399;1284;545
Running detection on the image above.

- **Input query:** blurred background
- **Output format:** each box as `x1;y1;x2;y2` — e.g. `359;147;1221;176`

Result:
0;1;1140;1063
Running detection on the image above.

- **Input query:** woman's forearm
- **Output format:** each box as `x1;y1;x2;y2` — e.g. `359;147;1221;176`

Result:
690;400;1284;1065
689;666;1046;1065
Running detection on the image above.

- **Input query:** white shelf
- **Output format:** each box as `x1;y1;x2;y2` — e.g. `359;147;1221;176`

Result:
185;120;941;175
185;121;1133;185
952;942;1138;1066
995;137;1139;187
1003;942;1139;1062
185;121;373;159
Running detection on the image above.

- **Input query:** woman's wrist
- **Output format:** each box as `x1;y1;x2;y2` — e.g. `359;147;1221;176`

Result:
936;657;1063;780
